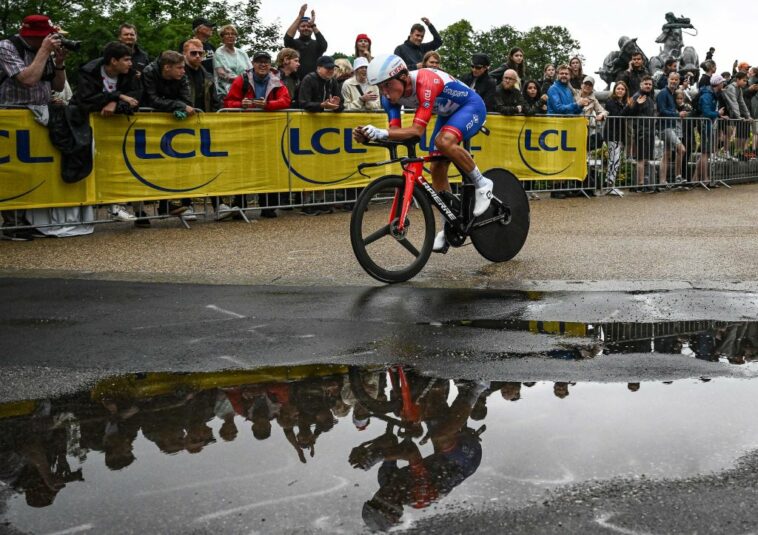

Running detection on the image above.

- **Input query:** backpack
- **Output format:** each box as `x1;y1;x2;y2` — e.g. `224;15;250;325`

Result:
689;91;702;117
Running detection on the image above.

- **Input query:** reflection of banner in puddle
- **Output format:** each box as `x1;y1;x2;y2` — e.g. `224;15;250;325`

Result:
1;110;587;209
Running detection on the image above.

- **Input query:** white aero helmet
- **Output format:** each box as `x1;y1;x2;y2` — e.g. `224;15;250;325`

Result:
367;53;407;85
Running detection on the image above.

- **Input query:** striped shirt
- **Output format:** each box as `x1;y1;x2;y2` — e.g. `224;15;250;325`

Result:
0;37;52;106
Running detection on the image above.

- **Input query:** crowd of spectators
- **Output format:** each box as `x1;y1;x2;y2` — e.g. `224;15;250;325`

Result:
1;8;757;239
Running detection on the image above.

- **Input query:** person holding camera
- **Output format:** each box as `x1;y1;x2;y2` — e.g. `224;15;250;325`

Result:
0;14;69;241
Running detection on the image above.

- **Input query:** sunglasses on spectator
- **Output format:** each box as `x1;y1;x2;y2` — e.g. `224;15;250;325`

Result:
189;51;205;57
471;64;485;69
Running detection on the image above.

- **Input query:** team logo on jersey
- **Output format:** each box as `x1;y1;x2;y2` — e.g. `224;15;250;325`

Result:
424;90;431;100
433;78;440;84
423;102;430;108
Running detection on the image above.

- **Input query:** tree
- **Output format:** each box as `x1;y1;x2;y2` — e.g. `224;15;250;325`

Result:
436;19;580;81
437;19;475;78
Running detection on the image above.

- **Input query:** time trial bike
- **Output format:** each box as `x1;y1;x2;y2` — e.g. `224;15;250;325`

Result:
349;133;530;283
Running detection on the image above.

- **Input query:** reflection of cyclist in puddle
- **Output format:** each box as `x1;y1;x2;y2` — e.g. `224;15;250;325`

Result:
349;380;489;530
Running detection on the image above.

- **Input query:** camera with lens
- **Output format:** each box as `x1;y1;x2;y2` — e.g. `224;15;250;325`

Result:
52;33;82;52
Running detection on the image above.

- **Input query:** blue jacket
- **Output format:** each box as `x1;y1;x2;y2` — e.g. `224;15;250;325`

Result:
698;85;720;120
656;86;678;128
547;81;581;115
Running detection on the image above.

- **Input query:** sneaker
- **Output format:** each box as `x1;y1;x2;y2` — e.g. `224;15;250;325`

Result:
432;230;449;254
182;206;197;221
608;188;624;197
134;210;151;228
1;227;34;241
110;204;136;221
473;178;493;217
216;203;234;221
301;206;321;216
260;208;277;218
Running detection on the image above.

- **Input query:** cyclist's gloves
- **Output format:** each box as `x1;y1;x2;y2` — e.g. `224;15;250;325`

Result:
361;125;389;141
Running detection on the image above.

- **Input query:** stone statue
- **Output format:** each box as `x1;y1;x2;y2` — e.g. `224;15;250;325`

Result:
650;12;698;74
596;36;649;89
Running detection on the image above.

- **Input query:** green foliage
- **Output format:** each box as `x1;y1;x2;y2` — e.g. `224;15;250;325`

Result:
437;19;475;78
437;19;581;79
1;0;280;85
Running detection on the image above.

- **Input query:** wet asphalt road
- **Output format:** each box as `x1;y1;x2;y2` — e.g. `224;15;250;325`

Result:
2;185;758;533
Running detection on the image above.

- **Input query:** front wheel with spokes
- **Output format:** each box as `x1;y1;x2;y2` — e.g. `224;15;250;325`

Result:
350;175;435;283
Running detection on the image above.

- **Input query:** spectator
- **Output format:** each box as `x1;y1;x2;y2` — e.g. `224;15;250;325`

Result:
693;74;725;184
720;71;731;83
117;23;149;75
341;57;381;111
655;57;678;89
539;63;555;95
0;14;69;241
297;55;343;112
493;69;525;115
604;81;633;196
184;39;221;113
675;89;697;182
616;51;649;95
547;64;587;115
213;24;251;98
421;50;440;69
521;80;547;115
393;17;442;71
568;56;584;90
491;47;526;86
748;67;758;155
656;72;686;185
283;4;327;77
722;71;752;157
179;17;216;73
71;41;142;222
354;34;372;62
141;50;193;216
576;75;606;151
460;53;496;112
698;59;716;88
276;48;300;103
626;75;657;191
333;58;352;92
224;51;291;218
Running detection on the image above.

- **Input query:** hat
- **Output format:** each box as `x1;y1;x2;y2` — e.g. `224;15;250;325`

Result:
192;17;215;30
253;51;271;62
738;61;750;71
353;57;369;70
19;15;59;38
582;75;595;86
317;55;335;69
471;53;490;67
355;33;372;45
710;74;726;86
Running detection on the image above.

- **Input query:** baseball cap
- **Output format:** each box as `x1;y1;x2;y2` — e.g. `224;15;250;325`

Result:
471;53;490;67
19;15;59;37
253;51;271;62
583;75;595;86
353;57;369;71
355;33;372;45
738;61;750;71
710;74;726;86
317;55;335;69
192;17;215;29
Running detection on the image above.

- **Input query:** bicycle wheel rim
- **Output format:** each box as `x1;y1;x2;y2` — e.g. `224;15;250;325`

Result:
470;168;530;262
350;175;435;283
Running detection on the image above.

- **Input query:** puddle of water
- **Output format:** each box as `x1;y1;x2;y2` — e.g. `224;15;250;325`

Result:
1;363;757;533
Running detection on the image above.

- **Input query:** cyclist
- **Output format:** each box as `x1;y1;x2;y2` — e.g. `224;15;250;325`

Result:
353;53;493;252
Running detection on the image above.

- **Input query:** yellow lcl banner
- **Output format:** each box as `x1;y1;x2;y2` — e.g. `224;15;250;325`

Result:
0;110;587;210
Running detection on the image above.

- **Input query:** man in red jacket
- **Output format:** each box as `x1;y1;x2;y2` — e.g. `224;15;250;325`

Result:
223;51;291;110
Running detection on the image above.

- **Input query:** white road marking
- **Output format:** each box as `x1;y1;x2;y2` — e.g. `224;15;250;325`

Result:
193;477;350;523
206;305;246;319
136;462;294;497
44;525;94;535
218;355;250;367
594;513;653;535
327;350;376;361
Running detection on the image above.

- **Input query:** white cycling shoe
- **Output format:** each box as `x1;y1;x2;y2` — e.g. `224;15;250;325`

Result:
432;230;449;253
473;178;494;217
